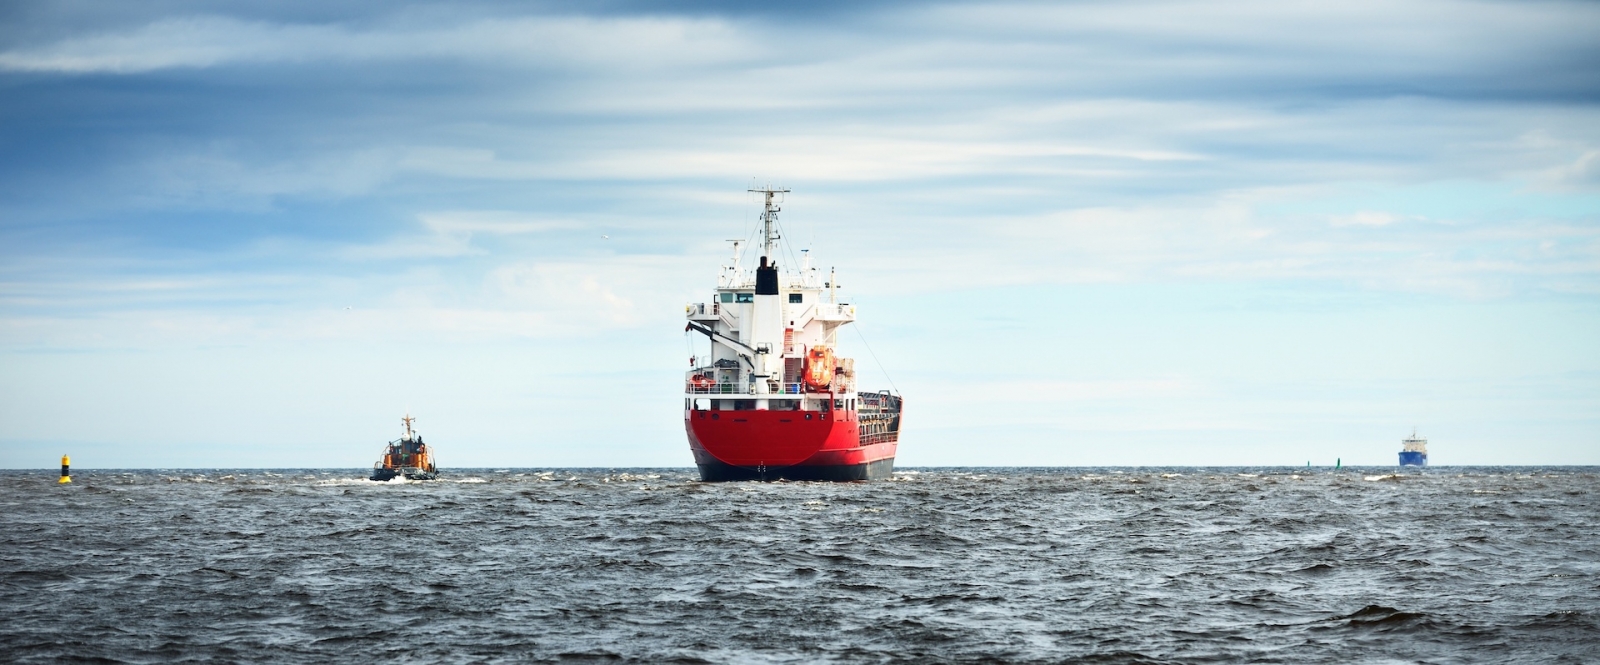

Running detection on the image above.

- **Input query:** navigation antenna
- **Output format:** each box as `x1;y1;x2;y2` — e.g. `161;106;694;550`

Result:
402;413;416;441
748;185;789;263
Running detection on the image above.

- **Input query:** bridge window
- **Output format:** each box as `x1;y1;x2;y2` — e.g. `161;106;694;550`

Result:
788;293;803;303
735;293;754;303
720;293;733;303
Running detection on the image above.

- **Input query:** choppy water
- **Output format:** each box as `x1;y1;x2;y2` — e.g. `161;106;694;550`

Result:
3;467;1597;663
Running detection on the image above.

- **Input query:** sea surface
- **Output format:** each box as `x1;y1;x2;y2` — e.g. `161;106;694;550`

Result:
2;467;1597;664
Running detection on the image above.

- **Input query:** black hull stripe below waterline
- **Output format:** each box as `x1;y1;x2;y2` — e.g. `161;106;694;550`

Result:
695;458;895;482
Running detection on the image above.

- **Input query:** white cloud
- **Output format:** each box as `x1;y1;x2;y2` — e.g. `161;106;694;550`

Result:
336;212;582;261
0;249;705;350
398;135;1205;184
795;186;1600;300
420;211;582;236
126;148;400;210
945;378;1199;402
1542;150;1600;192
910;0;1600;73
1329;211;1408;227
0;17;320;73
490;261;641;327
0;14;758;74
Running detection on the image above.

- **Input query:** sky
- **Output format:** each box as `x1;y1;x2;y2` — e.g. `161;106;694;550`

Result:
1;0;1597;468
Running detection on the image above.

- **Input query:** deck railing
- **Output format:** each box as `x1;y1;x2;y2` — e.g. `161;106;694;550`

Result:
685;302;719;318
858;431;900;446
684;382;812;395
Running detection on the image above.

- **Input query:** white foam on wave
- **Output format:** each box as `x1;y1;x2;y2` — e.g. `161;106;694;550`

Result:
313;477;390;486
608;473;662;483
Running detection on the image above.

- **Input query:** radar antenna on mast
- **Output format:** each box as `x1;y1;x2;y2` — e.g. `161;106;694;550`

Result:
748;185;790;262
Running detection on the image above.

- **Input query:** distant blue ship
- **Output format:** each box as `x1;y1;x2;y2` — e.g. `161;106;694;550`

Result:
1399;429;1428;466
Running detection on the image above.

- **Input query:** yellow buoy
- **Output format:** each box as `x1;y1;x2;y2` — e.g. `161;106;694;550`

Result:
58;455;71;484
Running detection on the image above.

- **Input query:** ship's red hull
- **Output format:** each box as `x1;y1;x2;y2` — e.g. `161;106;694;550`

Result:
685;407;897;481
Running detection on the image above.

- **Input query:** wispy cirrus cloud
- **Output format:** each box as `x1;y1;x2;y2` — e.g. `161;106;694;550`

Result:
338;212;584;260
0;14;760;74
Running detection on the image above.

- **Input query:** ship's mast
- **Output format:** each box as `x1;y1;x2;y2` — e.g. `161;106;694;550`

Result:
402;414;415;441
750;186;788;265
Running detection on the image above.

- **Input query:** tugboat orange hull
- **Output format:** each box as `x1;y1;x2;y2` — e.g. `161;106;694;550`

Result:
685;408;898;481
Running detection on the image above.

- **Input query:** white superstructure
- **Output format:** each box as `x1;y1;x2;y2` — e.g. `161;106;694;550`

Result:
1402;429;1428;454
685;187;857;411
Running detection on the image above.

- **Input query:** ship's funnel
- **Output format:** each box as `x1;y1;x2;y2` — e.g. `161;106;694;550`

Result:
756;259;778;295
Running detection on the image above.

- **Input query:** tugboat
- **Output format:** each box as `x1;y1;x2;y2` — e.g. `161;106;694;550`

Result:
1399;428;1428;467
682;187;904;481
370;414;438;481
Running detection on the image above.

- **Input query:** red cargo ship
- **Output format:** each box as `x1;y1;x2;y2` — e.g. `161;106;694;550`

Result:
683;187;903;481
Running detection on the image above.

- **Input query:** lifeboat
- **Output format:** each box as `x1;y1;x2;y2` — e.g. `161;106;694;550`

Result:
370;414;439;481
803;345;834;391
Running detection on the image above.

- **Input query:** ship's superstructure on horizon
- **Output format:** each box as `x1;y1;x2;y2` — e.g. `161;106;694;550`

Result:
371;414;438;481
683;187;903;481
1399;429;1428;467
